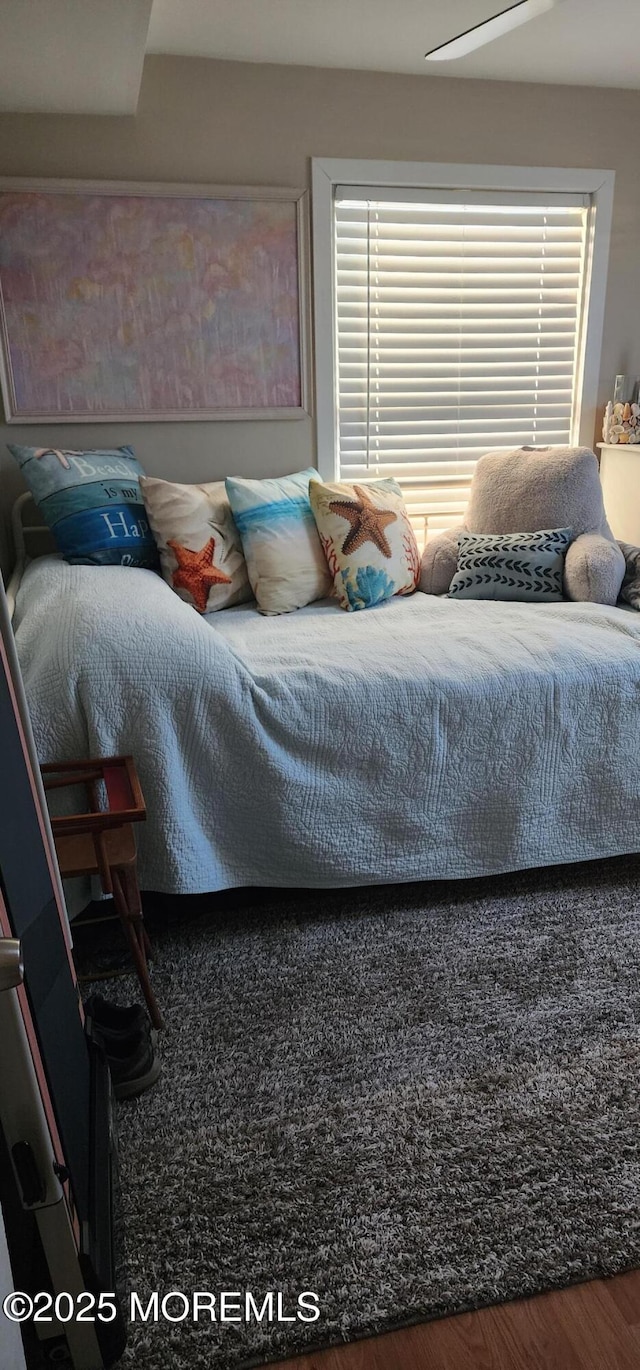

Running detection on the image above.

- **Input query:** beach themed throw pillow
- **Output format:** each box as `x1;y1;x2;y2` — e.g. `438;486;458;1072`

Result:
225;468;332;615
140;476;252;614
309;477;420;611
448;528;573;602
7;443;159;569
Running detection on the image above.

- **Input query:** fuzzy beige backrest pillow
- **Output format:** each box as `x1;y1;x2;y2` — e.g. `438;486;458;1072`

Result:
420;446;625;605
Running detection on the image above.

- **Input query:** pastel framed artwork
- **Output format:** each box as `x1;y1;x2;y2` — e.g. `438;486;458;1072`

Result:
0;178;311;422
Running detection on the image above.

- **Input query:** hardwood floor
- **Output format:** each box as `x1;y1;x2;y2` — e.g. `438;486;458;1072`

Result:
272;1269;640;1370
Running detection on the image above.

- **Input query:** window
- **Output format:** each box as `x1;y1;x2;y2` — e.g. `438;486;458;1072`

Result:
313;161;614;544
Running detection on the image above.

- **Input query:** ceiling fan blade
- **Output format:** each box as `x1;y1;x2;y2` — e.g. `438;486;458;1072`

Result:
425;0;557;61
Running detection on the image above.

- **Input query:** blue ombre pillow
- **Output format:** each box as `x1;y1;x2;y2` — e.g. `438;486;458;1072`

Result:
225;468;332;614
7;444;159;569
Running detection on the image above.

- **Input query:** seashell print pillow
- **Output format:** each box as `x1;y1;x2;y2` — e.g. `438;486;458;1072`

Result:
309;477;420;611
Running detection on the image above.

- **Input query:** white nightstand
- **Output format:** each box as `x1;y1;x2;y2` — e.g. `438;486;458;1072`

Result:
597;443;640;543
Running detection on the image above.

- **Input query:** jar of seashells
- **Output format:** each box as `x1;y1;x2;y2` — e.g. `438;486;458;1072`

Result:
602;399;640;444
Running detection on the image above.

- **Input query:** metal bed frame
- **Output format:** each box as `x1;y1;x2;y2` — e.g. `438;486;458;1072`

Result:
5;493;55;620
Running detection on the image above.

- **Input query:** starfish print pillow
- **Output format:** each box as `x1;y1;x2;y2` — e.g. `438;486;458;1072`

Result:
309;478;421;612
140;477;252;614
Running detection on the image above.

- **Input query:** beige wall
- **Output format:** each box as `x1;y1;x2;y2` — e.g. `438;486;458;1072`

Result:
1;55;640;568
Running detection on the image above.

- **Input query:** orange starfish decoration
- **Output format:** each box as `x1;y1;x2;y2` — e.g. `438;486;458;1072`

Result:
168;537;232;612
33;448;81;470
329;485;397;559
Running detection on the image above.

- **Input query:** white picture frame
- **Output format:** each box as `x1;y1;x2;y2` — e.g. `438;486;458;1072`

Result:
0;178;311;423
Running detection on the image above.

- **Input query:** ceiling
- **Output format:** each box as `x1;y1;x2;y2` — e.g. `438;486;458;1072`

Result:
0;0;639;118
147;0;640;90
0;0;153;114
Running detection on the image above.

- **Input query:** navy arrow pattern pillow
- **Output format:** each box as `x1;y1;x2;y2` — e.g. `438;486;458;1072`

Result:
448;528;573;602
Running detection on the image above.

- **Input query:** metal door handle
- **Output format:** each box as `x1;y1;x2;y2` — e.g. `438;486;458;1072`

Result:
0;938;23;991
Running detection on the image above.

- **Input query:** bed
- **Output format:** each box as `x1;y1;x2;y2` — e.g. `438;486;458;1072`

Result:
11;548;640;895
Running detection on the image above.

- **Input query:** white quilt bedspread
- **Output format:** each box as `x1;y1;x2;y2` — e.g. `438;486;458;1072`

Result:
13;556;640;892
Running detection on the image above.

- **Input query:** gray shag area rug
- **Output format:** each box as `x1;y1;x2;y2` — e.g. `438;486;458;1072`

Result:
115;857;640;1369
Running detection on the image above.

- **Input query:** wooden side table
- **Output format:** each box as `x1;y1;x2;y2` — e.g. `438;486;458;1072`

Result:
41;755;163;1029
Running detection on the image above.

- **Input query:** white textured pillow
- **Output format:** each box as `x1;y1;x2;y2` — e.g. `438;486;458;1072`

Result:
140;476;252;614
225;468;332;615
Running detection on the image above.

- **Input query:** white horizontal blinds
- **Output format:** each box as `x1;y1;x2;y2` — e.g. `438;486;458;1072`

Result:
334;187;590;535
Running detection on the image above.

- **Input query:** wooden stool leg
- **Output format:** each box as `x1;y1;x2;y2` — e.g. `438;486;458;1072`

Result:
111;864;164;1030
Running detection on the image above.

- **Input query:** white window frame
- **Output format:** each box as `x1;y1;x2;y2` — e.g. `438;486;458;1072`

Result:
311;158;615;485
